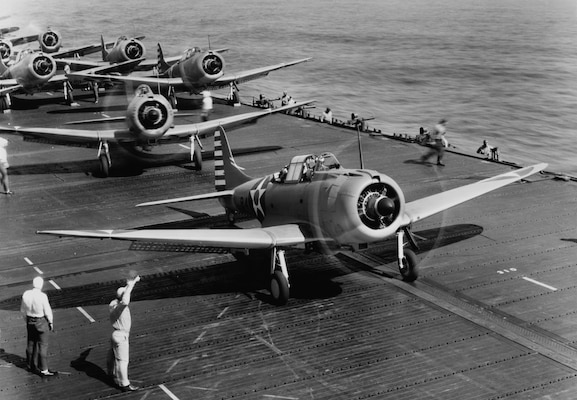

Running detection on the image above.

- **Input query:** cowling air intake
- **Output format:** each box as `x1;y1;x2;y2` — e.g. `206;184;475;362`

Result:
39;29;62;53
357;181;401;229
0;40;13;62
126;85;174;140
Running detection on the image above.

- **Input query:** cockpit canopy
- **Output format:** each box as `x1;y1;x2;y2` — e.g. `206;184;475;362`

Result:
280;152;341;184
181;47;202;61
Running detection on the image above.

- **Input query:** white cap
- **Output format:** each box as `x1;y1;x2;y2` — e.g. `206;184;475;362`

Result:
33;277;44;289
0;137;8;147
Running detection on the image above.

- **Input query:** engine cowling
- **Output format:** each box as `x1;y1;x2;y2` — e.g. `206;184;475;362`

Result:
8;52;57;88
38;29;62;53
308;171;406;245
181;51;225;86
126;85;174;141
0;40;13;63
107;37;146;63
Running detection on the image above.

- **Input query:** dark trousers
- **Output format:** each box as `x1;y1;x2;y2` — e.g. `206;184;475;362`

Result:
26;317;49;371
421;139;445;163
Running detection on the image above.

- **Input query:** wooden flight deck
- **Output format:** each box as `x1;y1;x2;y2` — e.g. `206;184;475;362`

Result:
0;90;576;399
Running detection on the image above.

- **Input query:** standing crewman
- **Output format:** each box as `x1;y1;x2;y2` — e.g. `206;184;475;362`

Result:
20;277;55;376
107;275;140;392
201;90;213;121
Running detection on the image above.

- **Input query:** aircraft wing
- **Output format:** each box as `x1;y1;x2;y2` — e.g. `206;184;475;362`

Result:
67;57;312;91
162;99;315;140
401;163;548;225
210;57;312;90
0;74;67;92
67;70;185;89
38;223;311;249
0;84;22;96
0;125;134;143
61;58;146;75
0;99;314;145
9;34;39;47
52;44;101;59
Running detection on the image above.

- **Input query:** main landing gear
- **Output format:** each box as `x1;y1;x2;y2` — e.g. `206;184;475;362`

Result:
190;135;203;171
97;141;111;177
269;248;290;305
397;228;419;282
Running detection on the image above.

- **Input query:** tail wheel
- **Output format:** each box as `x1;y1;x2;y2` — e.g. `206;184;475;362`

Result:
399;249;418;282
270;270;289;305
193;145;202;171
99;154;110;177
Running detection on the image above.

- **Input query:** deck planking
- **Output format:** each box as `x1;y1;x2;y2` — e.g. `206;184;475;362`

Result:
0;91;576;399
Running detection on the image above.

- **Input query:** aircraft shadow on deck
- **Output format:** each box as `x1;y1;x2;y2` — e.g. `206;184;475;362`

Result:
369;223;484;263
9;146;282;177
0;224;483;311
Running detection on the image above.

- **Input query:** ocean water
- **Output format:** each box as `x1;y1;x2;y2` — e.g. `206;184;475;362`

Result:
3;0;576;174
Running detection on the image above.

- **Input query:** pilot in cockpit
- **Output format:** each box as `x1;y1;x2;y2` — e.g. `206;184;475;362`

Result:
275;166;288;183
182;47;201;60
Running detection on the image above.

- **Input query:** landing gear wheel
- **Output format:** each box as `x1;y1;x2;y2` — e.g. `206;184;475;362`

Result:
270;270;289;305
399;249;418;282
226;209;236;225
99;154;110;177
193;145;202;171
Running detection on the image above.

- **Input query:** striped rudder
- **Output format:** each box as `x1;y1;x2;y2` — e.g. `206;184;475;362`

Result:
214;127;251;192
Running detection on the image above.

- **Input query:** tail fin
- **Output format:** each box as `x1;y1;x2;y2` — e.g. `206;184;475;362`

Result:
100;35;109;61
156;43;170;74
214;126;252;192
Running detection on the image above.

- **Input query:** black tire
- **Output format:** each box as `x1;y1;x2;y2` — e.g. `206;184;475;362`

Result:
399;249;418;282
270;270;289;305
226;209;236;225
193;145;202;171
99;154;110;177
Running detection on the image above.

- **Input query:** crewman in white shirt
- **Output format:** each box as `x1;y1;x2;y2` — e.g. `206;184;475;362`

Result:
20;277;54;376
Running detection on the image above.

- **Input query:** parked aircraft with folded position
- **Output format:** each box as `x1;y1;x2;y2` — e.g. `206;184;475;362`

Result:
0;27;115;63
62;36;216;77
0;49;67;96
0;33;153;96
38;126;547;305
69;42;312;94
0;84;314;176
0;27;63;62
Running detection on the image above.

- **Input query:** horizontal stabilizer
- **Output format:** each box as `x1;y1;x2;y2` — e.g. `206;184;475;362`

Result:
137;190;234;207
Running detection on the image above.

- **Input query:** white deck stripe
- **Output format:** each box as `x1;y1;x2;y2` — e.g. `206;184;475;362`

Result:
158;384;180;400
263;395;299;400
217;306;229;319
193;331;206;344
522;277;558;291
185;386;218;391
24;257;33;265
33;266;44;275
48;280;61;290
76;307;96;323
165;359;180;373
